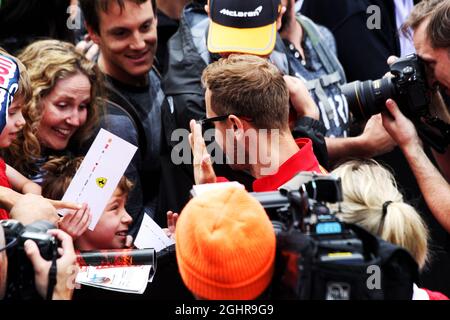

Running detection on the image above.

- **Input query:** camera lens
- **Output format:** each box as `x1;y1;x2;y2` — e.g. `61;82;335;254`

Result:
340;78;396;120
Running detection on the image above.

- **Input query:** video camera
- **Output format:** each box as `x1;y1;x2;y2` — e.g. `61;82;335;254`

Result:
0;219;59;300
340;54;450;153
252;172;364;254
251;172;417;300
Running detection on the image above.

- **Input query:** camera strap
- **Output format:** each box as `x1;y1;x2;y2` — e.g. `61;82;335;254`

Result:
46;245;58;300
295;15;350;132
304;73;342;122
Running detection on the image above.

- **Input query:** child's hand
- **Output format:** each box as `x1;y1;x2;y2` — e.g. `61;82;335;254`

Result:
57;203;92;240
125;235;134;248
164;211;179;240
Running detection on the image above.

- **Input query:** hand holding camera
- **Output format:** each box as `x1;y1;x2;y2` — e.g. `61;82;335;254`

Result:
341;54;450;153
1;219;76;300
24;229;77;300
382;98;422;154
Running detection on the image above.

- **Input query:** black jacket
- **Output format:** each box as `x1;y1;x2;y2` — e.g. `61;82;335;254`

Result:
301;0;419;81
159;3;330;217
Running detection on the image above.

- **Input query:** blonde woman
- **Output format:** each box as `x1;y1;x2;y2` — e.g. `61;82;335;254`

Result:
331;159;448;300
2;40;102;183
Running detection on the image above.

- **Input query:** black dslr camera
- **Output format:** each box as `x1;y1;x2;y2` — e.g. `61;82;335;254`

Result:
341;54;450;152
0;219;59;300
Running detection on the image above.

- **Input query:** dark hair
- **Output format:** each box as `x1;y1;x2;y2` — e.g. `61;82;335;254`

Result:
80;0;157;34
428;0;450;49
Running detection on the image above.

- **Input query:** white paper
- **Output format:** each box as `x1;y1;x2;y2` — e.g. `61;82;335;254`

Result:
61;129;137;230
76;265;152;294
191;181;245;197
134;214;175;252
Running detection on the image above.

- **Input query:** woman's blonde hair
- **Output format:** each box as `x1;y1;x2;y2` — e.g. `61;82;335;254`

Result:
331;159;429;269
3;40;103;176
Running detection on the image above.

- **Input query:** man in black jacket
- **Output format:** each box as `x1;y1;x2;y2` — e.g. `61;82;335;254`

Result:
159;0;332;219
79;0;164;237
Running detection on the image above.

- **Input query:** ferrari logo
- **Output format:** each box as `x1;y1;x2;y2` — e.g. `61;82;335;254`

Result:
96;177;107;188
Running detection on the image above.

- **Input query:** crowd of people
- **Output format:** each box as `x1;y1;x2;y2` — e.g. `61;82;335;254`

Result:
0;0;449;300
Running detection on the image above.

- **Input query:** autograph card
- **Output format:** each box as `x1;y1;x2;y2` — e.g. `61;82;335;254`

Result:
134;214;175;252
61;129;137;230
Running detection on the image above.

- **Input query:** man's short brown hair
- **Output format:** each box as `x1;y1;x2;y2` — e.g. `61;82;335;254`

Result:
201;54;290;130
427;0;450;49
80;0;156;34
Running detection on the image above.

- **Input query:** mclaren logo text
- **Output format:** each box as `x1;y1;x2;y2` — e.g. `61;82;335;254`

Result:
220;6;263;18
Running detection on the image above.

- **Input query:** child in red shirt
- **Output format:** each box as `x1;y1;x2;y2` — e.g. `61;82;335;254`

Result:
0;51;41;219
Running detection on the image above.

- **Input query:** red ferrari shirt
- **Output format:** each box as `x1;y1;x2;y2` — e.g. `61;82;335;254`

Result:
216;138;326;191
252;138;326;192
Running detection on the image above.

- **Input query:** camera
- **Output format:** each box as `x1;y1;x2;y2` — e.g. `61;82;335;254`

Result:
341;54;450;152
251;172;417;300
253;173;362;252
341;54;429;120
0;219;59;300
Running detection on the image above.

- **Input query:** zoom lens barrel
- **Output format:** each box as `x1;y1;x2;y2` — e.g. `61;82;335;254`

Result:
340;78;396;120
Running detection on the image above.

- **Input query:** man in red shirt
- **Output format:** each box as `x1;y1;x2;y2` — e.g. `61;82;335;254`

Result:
189;54;326;192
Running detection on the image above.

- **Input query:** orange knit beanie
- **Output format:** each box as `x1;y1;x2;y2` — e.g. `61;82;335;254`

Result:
175;187;276;300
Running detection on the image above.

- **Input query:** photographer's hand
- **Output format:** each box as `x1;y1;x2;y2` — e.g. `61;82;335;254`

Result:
383;99;450;233
189;119;217;185
384;56;399;77
57;204;92;240
24;229;77;300
382;99;422;152
387;56;399;66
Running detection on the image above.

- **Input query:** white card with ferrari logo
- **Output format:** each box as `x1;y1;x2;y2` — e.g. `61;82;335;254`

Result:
61;129;137;230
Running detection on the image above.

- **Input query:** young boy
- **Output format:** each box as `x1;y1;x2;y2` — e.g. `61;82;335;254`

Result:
0;49;42;220
41;156;133;249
